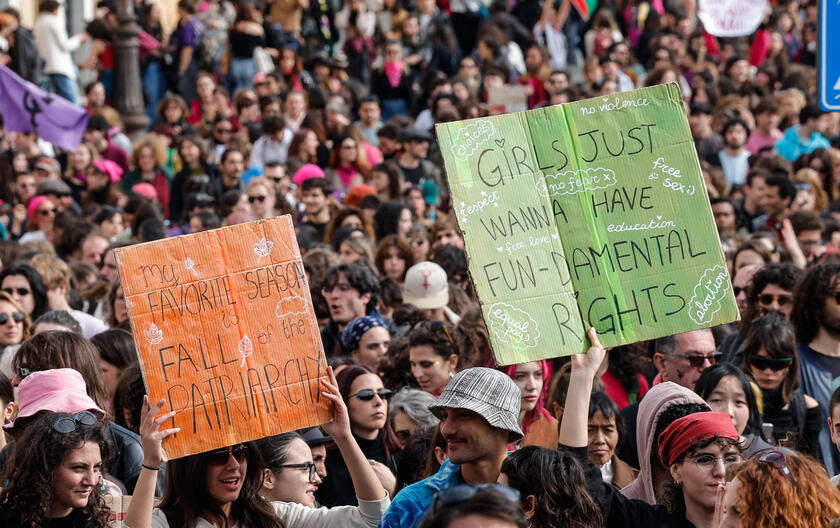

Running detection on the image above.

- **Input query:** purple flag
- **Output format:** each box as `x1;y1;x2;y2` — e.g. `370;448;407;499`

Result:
0;65;89;152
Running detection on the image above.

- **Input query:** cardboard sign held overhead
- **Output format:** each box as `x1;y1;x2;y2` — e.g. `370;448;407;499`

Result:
437;83;739;366
116;217;332;459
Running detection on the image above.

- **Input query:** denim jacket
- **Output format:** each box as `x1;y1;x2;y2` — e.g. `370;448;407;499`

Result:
378;459;460;528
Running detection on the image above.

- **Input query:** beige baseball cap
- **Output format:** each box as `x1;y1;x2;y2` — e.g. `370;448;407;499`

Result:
403;261;449;310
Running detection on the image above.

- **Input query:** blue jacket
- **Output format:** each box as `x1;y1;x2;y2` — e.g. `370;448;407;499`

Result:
774;125;830;161
378;459;460;528
797;343;837;475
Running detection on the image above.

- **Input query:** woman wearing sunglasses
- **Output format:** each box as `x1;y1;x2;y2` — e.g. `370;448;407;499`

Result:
0;410;111;527
0;291;30;379
739;313;821;454
126;366;390;528
246;177;278;220
317;364;401;507
716;450;840;527
19;195;58;244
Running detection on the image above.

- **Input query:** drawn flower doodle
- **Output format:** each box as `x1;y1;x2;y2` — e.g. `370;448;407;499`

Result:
238;334;253;367
253;237;274;262
144;323;163;356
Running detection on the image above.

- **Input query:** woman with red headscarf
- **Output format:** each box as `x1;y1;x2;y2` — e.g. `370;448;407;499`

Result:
505;360;557;449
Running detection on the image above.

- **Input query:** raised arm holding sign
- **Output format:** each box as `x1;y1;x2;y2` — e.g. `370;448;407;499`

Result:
436;83;739;366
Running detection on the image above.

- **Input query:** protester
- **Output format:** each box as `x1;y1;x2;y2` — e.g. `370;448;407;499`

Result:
407;321;460;396
389;387;439;447
504;360;557;448
340;315;392;368
587;391;637;489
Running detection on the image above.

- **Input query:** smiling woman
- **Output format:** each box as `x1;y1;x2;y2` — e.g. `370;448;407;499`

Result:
0;411;111;527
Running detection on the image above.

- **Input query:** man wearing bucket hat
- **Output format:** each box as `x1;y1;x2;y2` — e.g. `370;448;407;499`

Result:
379;367;522;528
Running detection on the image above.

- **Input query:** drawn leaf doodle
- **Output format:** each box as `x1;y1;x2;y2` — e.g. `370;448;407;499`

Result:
253;238;274;261
144;323;163;355
238;334;253;367
184;257;199;278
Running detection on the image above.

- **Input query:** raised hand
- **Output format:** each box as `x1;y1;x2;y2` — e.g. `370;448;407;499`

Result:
570;327;606;377
139;396;180;468
319;366;352;441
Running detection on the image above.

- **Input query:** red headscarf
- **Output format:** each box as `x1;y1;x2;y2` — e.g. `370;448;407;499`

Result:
658;412;738;466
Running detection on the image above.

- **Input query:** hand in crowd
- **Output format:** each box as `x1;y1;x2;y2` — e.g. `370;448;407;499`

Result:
139;396;179;468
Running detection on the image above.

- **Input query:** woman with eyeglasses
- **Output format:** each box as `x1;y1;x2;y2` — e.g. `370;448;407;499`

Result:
503;360;557;449
559;328;746;528
19;195;58;244
716;451;840;528
0;291;30;379
694;364;776;458
738;313;821;454
246;177;278;220
316;364;401;507
0;410;111;527
407;321;460;396
127;366;390;528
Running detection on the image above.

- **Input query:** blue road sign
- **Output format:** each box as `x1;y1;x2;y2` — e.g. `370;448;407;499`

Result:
820;0;840;111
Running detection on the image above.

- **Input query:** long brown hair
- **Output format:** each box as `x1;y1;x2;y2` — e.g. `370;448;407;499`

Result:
336;364;402;458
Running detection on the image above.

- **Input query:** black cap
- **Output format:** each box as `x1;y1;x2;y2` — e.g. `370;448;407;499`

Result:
298;426;332;447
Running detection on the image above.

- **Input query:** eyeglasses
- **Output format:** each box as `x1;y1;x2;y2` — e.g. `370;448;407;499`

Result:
278;462;318;481
422;320;456;348
207;445;248;465
53;411;98;433
759;450;795;484
432;484;520;514
38;207;56;217
350;388;395;401
689;453;742;471
673;352;722;369
322;282;354;296
0;312;25;325
248;195;267;203
757;293;792;306
748;354;793;371
2;287;30;297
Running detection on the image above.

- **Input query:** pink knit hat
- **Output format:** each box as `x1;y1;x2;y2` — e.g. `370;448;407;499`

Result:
92;159;124;182
27;195;50;221
132;182;158;200
293;163;326;186
4;368;105;431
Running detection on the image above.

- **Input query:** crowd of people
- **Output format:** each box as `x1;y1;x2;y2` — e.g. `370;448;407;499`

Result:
0;0;837;526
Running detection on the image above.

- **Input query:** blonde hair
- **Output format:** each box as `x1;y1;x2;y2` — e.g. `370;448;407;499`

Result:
29;253;71;292
131;136;167;169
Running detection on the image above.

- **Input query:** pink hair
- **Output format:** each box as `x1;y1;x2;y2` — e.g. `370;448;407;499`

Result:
504;359;553;436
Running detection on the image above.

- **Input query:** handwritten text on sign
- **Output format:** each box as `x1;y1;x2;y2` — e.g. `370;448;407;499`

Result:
437;83;738;366
116;217;331;459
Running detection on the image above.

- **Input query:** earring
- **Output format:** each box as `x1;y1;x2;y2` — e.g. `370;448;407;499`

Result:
674;480;681;487
449;371;454;378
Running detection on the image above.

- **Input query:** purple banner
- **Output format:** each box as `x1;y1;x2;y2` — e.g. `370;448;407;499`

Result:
0;65;89;152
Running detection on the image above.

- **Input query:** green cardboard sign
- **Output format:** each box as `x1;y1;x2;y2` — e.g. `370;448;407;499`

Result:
436;83;739;366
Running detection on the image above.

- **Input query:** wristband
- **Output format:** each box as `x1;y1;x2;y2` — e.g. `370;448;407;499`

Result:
142;464;160;471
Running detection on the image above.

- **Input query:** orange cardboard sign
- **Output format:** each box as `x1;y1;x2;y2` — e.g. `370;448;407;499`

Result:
115;217;332;459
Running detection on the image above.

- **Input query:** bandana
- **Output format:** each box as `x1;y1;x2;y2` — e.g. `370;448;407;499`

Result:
657;412;739;466
340;315;386;352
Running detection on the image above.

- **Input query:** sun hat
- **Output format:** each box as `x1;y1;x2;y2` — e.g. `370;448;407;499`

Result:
429;367;524;441
403;261;449;310
5;368;105;431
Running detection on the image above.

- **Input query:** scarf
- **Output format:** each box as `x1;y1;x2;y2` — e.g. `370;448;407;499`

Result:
384;61;403;88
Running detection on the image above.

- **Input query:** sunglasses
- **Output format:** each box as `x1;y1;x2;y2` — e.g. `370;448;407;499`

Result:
748;354;793;371
757;293;792;306
432;484;520;514
53;410;98;433
248;195;267;203
732;286;745;297
2;287;30;297
279;462;318;481
0;312;25;325
420;320;457;349
673;352;722;369
207;445;248;465
38;208;56;217
351;388;395;401
759;450;795;484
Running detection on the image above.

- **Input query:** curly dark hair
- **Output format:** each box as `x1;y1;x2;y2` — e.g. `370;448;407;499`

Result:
792;264;840;343
407;321;461;363
323;263;380;313
0;411;111;528
739;263;804;333
501;446;602;528
159;442;283;528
